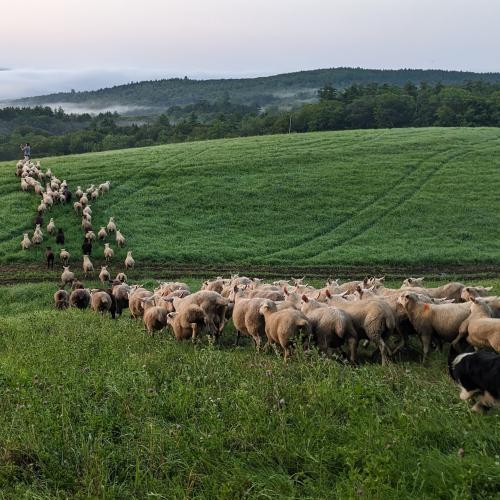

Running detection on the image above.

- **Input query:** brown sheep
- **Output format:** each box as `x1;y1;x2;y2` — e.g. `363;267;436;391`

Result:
90;290;112;314
259;300;311;362
69;288;91;309
397;292;471;362
111;283;131;316
166;305;206;341
142;297;170;335
53;289;69;309
173;291;228;342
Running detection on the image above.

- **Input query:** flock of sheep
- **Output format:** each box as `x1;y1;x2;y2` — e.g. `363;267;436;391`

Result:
17;159;134;280
14;160;500;369
54;274;500;366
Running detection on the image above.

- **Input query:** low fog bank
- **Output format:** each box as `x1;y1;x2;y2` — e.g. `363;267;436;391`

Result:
0;67;266;100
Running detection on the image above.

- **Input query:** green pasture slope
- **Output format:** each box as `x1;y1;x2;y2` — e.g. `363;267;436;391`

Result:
0;281;499;497
1;127;500;273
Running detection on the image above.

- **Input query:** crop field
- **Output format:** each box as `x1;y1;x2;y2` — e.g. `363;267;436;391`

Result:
2;127;500;275
0;279;500;498
2;128;500;497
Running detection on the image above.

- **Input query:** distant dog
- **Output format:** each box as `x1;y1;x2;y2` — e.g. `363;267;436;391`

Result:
448;346;500;413
45;247;54;270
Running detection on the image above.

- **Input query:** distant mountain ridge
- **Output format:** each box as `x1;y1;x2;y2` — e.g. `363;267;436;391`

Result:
10;67;500;114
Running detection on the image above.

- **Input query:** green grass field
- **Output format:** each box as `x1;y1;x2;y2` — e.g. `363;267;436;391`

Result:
0;280;500;498
2;129;500;497
2;127;500;273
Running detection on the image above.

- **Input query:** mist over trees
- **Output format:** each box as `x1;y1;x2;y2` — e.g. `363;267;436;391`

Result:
2;80;500;160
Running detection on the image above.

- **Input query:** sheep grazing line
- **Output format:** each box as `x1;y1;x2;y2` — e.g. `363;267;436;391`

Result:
52;274;500;370
15;158;132;271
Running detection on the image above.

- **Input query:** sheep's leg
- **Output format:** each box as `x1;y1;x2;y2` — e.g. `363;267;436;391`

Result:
421;332;432;364
379;339;390;366
234;330;241;346
191;324;198;343
347;337;358;364
283;345;290;363
254;335;261;352
391;331;409;356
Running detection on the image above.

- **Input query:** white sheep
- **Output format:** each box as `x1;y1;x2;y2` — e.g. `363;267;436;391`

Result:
61;266;75;286
116;230;125;247
21;233;31;250
104;243;114;263
83;255;94;277
107;217;116;233
47;218;56;235
60;248;70;266
98;227;107;240
125;251;135;269
99;266;111;284
85;231;96;241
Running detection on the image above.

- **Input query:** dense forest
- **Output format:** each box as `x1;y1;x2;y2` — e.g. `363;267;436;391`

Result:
1;81;500;160
9;67;500;112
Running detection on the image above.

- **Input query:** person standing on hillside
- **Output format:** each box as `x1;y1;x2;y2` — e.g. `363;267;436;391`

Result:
20;143;31;161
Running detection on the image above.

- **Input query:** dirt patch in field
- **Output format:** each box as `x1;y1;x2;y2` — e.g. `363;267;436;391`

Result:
1;262;500;284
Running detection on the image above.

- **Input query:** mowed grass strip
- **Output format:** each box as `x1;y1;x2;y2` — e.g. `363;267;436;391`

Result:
0;281;499;497
1;127;500;269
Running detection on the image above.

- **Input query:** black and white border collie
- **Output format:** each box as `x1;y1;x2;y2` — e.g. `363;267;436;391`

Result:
448;347;500;413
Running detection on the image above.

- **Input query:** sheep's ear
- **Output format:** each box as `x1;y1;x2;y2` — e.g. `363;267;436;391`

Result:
301;294;309;302
363;277;369;286
485;286;493;291
469;295;477;303
325;289;332;298
316;291;321;300
284;286;289;295
341;291;349;297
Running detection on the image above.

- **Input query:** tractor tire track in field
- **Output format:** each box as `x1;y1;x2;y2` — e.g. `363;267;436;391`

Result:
260;148;446;260
263;136;500;262
310;137;500;259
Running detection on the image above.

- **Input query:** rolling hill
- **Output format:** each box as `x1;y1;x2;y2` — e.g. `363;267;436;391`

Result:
2;127;500;273
10;67;500;114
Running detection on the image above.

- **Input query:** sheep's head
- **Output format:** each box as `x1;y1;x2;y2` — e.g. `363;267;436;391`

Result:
461;285;493;301
101;266;107;271
259;300;276;315
469;296;493;316
397;292;418;308
402;277;424;288
166;312;177;325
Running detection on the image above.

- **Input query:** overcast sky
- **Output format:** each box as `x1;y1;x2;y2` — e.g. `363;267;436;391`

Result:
2;0;500;98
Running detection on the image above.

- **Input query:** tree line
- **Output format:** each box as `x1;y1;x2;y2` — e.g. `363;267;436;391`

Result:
1;81;500;160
